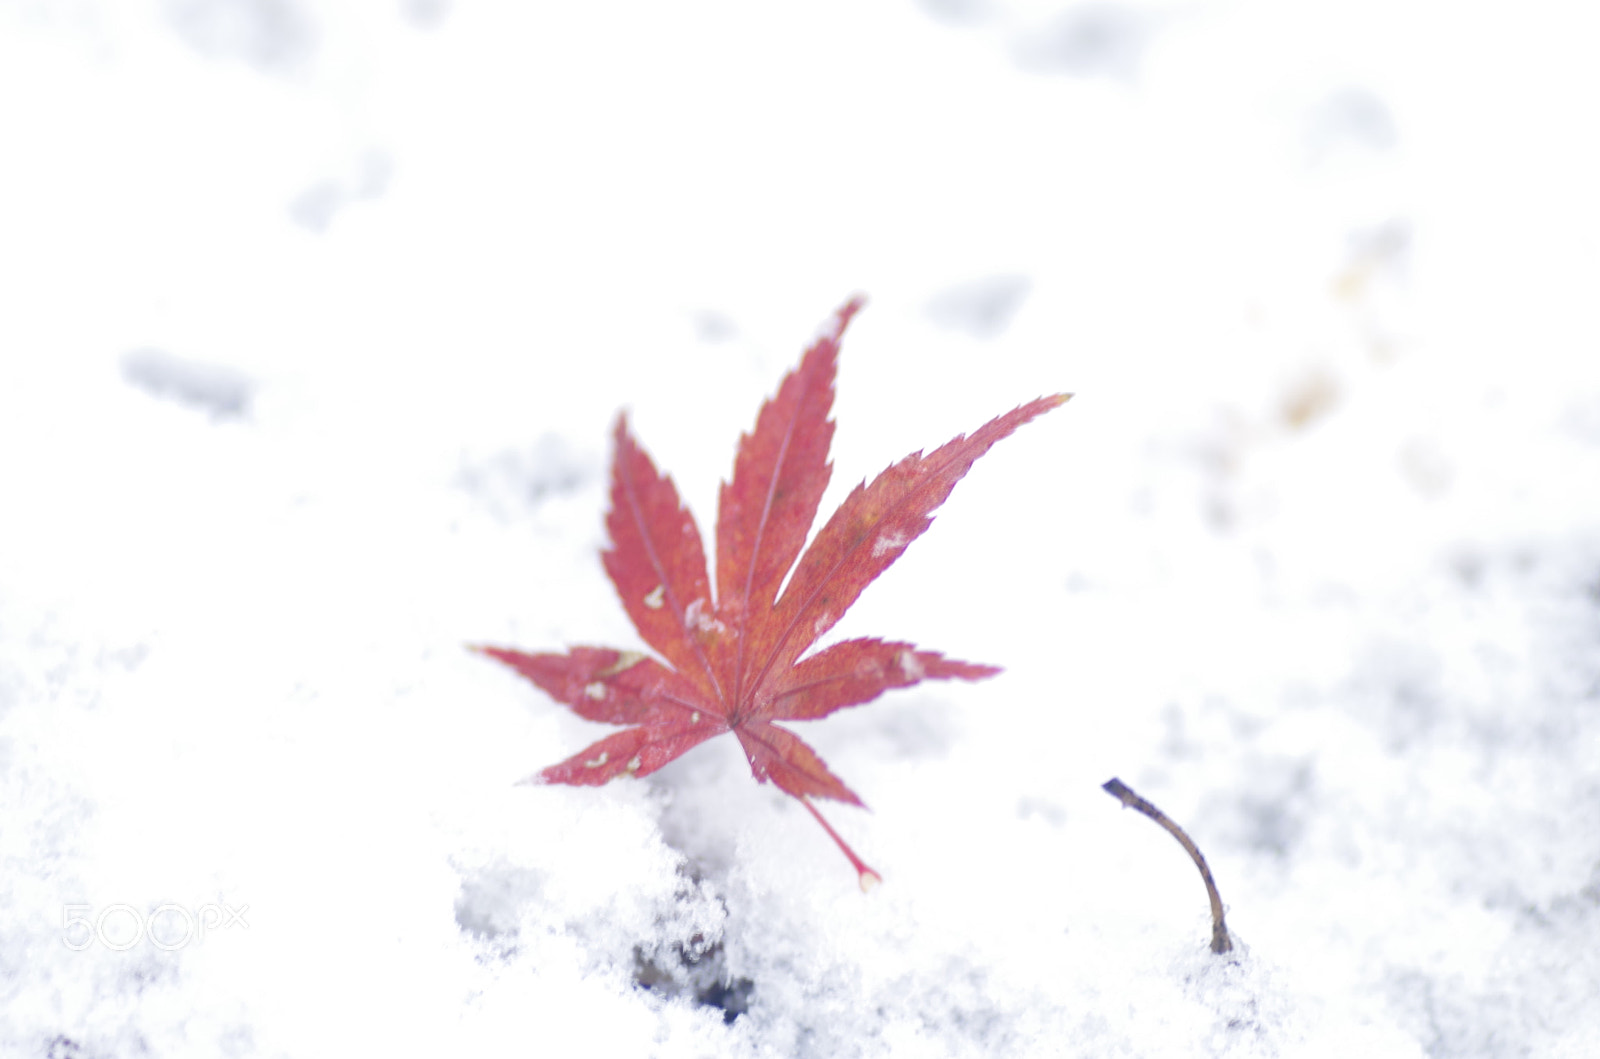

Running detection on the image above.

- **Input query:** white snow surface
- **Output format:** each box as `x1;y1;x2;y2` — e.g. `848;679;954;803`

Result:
3;1;1599;1056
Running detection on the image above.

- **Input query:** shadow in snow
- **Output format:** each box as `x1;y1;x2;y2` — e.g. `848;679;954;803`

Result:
1012;3;1152;80
289;151;394;233
457;434;596;520
122;348;254;420
168;0;315;72
926;274;1032;339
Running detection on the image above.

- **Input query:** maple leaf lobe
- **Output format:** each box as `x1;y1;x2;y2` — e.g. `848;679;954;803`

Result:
475;300;1067;886
768;638;1001;721
603;415;721;703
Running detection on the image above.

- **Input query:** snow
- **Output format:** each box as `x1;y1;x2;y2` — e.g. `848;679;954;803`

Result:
2;0;1599;1056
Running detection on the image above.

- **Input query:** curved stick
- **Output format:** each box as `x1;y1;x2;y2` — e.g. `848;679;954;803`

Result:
1102;777;1233;954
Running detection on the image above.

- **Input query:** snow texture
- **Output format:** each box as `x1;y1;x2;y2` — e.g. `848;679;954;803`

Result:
2;1;1599;1056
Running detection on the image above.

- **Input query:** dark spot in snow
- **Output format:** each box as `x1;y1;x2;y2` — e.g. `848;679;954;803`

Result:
1306;88;1399;162
454;864;545;941
691;310;739;343
700;975;755;1024
841;697;958;760
400;0;451;29
926;274;1032;339
1013;4;1151;80
1206;757;1315;859
1450;548;1487;589
915;0;992;26
458;435;596;518
633;933;754;1024
289;151;393;233
45;1036;83;1059
632;866;751;1023
122;348;253;420
1563;393;1600;446
1354;641;1445;751
1280;367;1341;430
168;0;315;72
287;181;344;233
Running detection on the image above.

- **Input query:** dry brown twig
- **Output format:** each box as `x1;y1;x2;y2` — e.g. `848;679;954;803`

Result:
1102;777;1233;954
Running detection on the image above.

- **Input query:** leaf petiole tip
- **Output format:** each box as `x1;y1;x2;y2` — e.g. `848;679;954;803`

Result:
800;795;881;890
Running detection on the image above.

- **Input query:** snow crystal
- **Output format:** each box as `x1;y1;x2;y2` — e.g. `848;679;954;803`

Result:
870;530;911;559
897;649;925;682
684;598;727;634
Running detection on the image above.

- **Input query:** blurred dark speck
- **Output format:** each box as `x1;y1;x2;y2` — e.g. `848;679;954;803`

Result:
916;0;993;25
168;0;315;72
1209;757;1315;859
400;0;451;29
1307;88;1399;162
290;151;393;233
691;310;739;344
1013;4;1150;80
458;434;595;519
288;182;343;233
926;274;1032;339
122;348;254;420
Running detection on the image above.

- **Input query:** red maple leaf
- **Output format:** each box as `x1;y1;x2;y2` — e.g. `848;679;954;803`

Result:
474;299;1067;888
